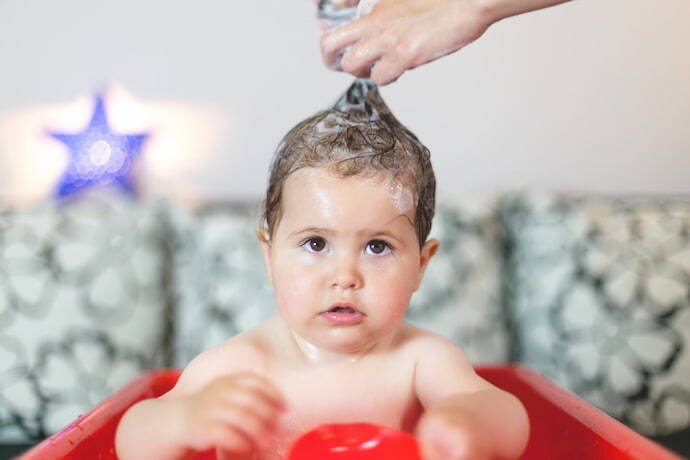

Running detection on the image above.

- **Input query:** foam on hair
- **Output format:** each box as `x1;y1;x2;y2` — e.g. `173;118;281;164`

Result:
262;79;435;246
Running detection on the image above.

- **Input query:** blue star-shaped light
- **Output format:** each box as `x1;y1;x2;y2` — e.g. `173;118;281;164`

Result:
49;93;149;199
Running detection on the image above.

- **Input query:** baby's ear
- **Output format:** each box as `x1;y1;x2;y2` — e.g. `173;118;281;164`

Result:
415;238;439;290
256;227;273;283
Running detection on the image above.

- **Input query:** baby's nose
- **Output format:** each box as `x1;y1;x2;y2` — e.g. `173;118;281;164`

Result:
330;257;363;290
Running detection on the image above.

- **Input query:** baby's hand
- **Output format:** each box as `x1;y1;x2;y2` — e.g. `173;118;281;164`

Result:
416;403;491;460
175;373;286;455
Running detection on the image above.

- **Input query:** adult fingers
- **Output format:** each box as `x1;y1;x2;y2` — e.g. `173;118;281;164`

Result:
331;0;360;7
367;33;419;85
340;39;386;78
369;51;410;85
320;17;372;68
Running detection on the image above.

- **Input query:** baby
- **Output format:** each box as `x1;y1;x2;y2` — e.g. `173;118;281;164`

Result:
115;80;529;460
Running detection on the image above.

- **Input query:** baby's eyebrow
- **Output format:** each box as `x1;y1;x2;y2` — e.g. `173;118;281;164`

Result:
289;225;408;241
289;227;334;238
387;213;415;229
366;230;404;242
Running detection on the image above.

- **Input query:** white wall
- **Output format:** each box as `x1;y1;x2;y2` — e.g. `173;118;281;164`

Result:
1;0;689;202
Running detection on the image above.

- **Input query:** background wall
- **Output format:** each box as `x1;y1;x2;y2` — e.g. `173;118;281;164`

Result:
0;0;688;203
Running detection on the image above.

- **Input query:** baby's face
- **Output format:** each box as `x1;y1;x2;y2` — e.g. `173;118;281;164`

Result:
261;167;437;355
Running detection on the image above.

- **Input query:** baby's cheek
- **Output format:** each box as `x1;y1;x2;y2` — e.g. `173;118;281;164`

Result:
274;266;318;308
376;274;416;310
294;251;320;266
370;277;415;319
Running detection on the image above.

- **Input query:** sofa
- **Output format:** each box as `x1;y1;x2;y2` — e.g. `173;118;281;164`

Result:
1;189;688;457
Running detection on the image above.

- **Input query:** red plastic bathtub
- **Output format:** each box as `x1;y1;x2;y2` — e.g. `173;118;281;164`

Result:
17;365;682;460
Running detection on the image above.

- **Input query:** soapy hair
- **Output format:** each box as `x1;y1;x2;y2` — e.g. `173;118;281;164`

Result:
261;79;435;247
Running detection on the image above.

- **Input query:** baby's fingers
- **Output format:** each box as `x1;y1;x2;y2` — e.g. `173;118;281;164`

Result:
212;404;276;451
221;390;284;432
420;428;474;460
417;413;490;460
208;423;255;455
230;373;287;412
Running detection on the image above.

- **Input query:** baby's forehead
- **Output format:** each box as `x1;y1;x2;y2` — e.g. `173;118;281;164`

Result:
286;167;408;192
289;167;412;203
281;168;416;227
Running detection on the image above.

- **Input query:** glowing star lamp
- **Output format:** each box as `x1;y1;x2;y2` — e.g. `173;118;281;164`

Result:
48;93;149;199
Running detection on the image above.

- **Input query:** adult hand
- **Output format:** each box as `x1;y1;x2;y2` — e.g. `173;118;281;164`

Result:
319;0;572;85
320;0;493;85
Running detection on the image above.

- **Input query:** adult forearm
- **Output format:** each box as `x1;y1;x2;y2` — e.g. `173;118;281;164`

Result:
478;0;573;24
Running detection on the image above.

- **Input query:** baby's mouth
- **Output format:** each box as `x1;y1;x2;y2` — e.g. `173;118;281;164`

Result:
323;303;363;315
320;303;366;325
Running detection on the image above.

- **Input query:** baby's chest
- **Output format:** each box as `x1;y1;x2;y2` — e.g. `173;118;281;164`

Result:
272;368;421;453
286;378;415;423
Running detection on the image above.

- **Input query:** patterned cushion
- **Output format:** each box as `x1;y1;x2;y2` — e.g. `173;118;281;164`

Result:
504;191;690;436
0;193;169;442
168;196;508;367
166;202;275;367
408;196;508;363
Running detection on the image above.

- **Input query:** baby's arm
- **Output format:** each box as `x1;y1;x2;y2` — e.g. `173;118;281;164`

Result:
115;342;285;460
413;335;529;460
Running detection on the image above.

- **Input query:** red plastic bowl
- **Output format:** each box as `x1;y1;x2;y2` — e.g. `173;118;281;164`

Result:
287;422;422;460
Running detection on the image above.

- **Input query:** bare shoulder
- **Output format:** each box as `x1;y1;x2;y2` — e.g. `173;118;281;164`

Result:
162;317;278;398
397;322;472;367
398;323;492;406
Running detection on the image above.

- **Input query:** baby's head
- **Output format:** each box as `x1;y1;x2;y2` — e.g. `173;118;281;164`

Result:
260;79;435;247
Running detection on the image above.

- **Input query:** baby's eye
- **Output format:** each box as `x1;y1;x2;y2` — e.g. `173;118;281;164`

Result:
366;239;391;256
302;237;327;253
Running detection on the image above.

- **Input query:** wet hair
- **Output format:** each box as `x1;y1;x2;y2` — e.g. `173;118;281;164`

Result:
260;79;435;247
